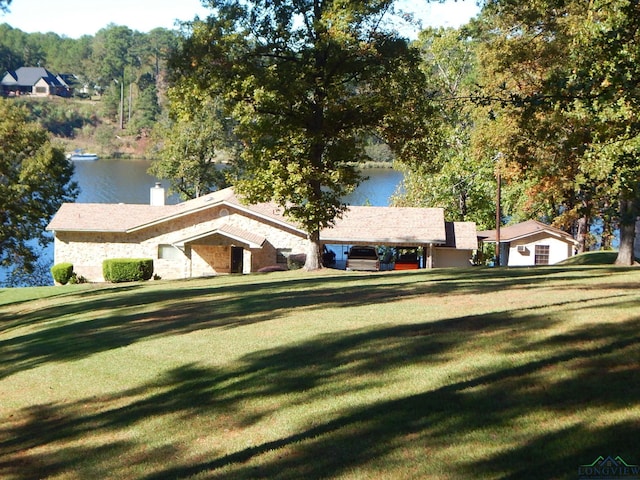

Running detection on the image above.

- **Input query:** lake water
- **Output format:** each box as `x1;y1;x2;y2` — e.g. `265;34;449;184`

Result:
2;159;403;285
73;159;403;206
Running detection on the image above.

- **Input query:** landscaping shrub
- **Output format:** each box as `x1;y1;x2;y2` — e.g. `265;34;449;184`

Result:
50;262;74;285
257;265;287;273
103;258;154;283
287;253;306;270
68;273;87;284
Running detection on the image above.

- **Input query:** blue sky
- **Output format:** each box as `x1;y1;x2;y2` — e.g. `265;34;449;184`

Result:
2;0;480;38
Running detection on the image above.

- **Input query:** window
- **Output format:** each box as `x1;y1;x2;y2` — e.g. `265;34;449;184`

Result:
158;244;183;260
534;245;550;265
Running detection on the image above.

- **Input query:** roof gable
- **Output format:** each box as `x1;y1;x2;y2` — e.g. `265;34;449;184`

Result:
1;70;18;84
478;219;578;245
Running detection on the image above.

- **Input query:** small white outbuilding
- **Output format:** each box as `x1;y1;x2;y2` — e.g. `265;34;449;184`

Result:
478;220;578;267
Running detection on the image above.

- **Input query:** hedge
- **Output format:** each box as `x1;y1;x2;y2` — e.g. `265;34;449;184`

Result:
102;258;154;283
287;253;306;270
50;262;74;285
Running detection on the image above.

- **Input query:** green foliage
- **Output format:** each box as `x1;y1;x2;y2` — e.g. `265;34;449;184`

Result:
50;262;74;285
286;254;305;271
392;27;496;228
91;25;138;85
14;98;98;138
130;73;161;131
172;0;440;269
2;255;53;287
93;123;119;154
0;99;78;275
149;97;234;200
0;23;177;137
102;258;154;283
473;0;640;261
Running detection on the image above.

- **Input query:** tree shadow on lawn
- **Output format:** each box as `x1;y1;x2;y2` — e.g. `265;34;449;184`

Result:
146;318;640;480
2;266;625;380
1;293;639;480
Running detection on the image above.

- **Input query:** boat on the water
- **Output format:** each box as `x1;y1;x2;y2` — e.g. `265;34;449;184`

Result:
67;150;99;161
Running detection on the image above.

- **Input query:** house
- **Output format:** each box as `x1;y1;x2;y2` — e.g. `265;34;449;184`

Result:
46;185;478;282
1;67;72;97
478;219;578;266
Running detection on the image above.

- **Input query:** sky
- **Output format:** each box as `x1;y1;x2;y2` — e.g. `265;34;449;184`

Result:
1;0;480;38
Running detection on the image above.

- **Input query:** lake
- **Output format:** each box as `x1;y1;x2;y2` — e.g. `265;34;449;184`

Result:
2;159;403;285
72;159;403;206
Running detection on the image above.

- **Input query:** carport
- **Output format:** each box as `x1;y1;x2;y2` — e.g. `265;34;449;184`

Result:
320;206;448;269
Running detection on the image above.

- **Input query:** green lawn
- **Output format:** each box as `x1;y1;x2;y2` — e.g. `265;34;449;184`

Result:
1;266;639;479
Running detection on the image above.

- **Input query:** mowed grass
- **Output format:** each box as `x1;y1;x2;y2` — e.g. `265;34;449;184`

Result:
1;265;639;479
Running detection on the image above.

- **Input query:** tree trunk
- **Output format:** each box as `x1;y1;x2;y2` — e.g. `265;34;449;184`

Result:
458;190;468;221
614;197;637;265
575;214;588;254
304;230;322;270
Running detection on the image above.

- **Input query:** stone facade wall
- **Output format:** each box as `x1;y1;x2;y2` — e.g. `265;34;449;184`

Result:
53;204;309;282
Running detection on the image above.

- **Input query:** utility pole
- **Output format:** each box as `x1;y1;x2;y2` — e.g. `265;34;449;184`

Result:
495;169;501;267
119;78;124;130
494;152;503;267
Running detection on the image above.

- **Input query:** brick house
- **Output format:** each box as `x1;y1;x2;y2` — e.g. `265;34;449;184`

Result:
46;185;478;281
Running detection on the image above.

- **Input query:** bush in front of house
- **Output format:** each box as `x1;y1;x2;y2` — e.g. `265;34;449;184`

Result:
103;258;154;283
50;262;74;285
287;253;306;270
257;265;287;273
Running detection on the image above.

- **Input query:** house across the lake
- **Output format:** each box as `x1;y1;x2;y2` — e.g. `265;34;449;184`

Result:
478;219;578;266
46;185;478;282
1;67;72;97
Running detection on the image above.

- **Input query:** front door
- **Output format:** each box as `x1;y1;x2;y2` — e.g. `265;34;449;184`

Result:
231;246;244;273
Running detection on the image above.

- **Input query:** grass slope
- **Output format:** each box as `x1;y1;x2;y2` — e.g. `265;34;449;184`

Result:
1;266;639;479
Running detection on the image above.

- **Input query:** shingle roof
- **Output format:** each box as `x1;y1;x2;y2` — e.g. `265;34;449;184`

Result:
47;187;299;234
477;219;578;244
441;222;478;250
1;67;67;87
170;219;266;248
46;203;171;232
320;205;447;245
48;187;473;247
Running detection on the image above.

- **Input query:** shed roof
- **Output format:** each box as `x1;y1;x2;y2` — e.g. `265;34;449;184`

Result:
477;219;578;245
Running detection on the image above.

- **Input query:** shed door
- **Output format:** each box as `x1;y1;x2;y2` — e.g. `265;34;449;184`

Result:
231;247;244;273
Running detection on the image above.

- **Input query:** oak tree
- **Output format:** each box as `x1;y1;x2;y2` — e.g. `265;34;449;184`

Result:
149;96;235;200
392;27;497;230
0;99;78;280
171;0;440;269
473;0;640;261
